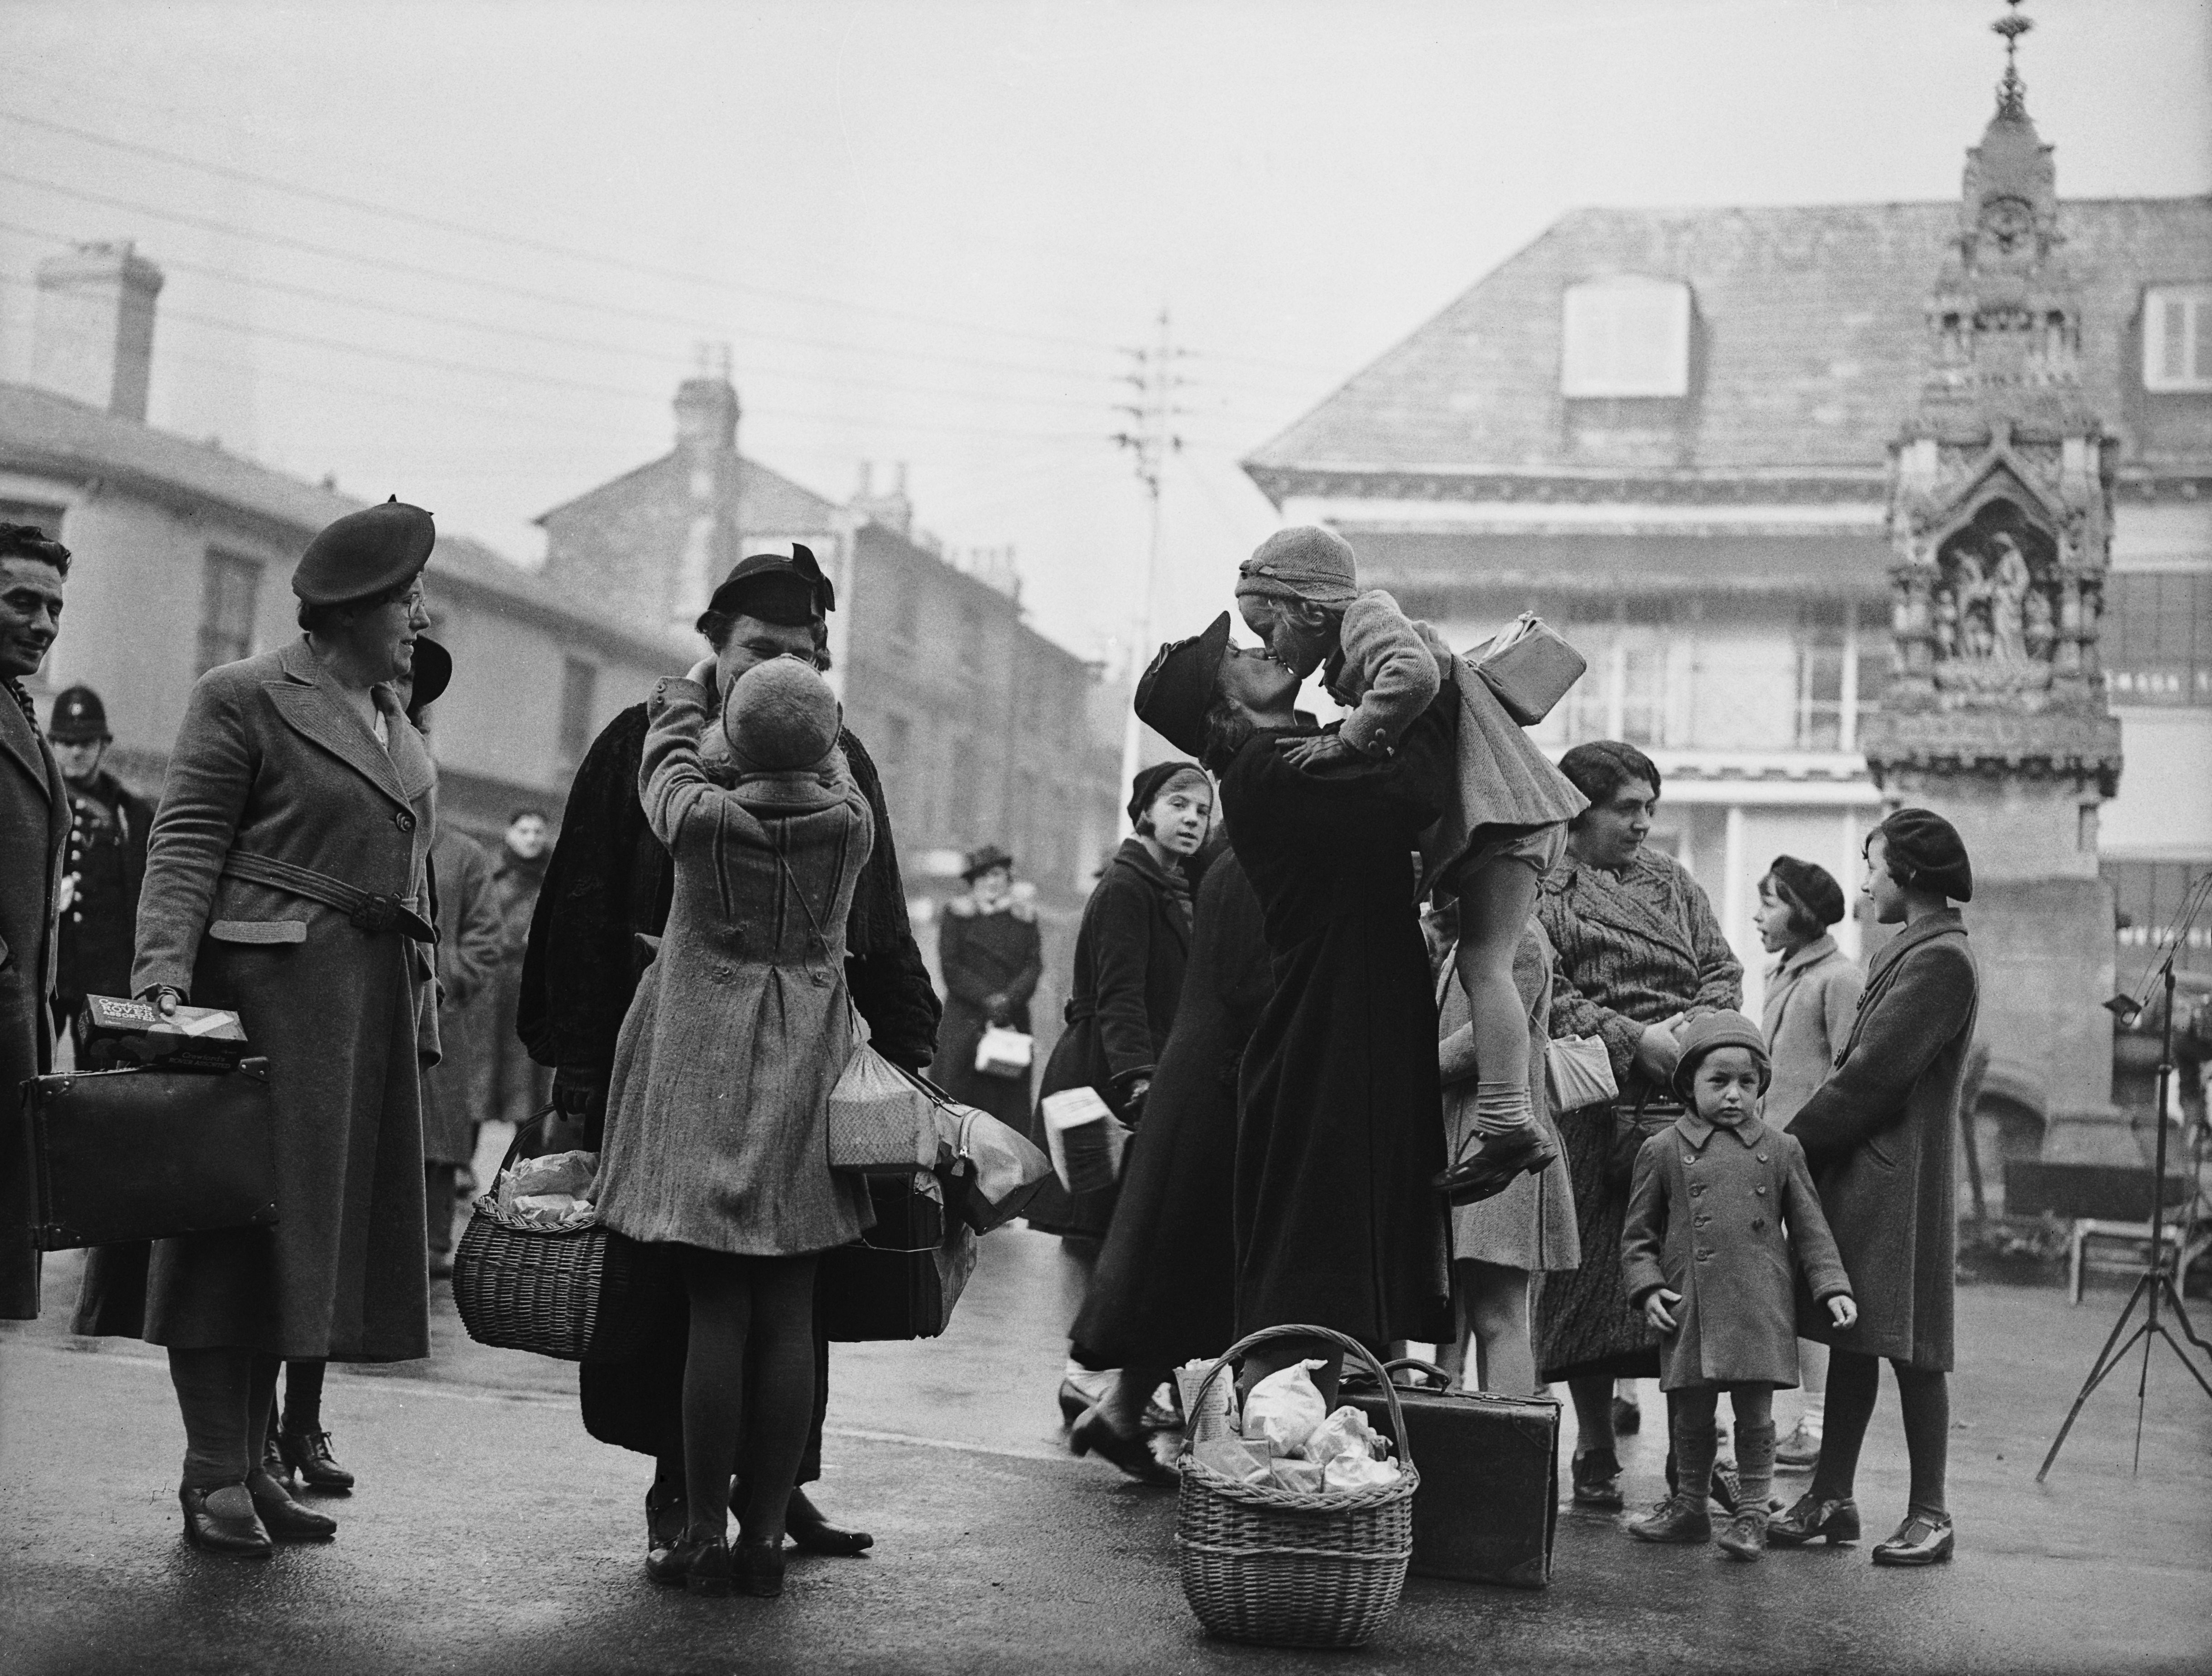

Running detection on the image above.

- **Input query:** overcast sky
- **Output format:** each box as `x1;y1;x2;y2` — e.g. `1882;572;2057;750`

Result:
1;0;2205;666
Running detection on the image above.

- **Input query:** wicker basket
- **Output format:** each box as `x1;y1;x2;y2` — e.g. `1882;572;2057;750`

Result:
449;1116;673;1364
1175;1325;1419;1649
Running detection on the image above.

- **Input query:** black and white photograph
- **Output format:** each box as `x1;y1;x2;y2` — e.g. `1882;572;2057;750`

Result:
0;1;2208;1671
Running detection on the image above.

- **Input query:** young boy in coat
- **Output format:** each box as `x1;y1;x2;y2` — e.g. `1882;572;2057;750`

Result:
1620;1012;1856;1560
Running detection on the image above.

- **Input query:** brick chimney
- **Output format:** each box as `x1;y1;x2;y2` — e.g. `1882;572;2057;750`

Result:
33;241;164;422
671;342;741;626
852;459;914;536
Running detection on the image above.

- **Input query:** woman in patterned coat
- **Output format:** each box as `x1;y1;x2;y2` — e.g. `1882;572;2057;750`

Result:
1536;740;1741;1510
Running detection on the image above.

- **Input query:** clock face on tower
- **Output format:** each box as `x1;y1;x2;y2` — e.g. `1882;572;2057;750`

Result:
1981;194;2036;254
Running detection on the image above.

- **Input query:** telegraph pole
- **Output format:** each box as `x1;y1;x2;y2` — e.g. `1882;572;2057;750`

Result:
1111;306;1188;823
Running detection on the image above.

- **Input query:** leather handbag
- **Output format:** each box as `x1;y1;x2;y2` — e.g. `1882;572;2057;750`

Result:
1339;1360;1560;1589
26;1061;280;1250
975;1024;1034;1080
1467;614;1587;726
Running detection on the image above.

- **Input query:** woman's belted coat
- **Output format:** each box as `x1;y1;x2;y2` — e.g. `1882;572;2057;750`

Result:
1788;910;1978;1372
1028;838;1192;1239
75;638;437;1362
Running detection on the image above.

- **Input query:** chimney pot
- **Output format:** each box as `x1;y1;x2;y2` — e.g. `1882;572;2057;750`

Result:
32;240;164;422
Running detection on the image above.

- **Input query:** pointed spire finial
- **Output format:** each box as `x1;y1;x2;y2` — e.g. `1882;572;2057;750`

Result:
1993;0;2033;119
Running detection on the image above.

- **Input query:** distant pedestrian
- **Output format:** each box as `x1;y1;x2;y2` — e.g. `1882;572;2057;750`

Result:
934;844;1043;1130
1535;740;1743;1511
0;523;73;1323
596;654;875;1599
1620;1013;1856;1561
482;807;556;1139
1031;759;1209;1445
1770;810;1979;1568
74;499;439;1557
44;684;153;1056
1753;855;1862;1469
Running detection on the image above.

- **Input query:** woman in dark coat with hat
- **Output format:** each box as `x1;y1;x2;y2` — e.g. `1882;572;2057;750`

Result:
1770;809;1979;1568
1030;760;1210;1436
1135;614;1453;1398
934;845;1043;1129
75;499;440;1558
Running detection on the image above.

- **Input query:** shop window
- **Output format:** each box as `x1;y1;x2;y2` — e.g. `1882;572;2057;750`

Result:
197;551;261;675
2143;286;2212;393
2106;859;2212;988
2104;572;2212;706
1796;600;1889;751
1561;277;1693;398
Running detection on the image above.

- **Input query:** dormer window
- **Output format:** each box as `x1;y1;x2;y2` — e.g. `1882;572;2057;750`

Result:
2143;286;2212;392
1561;276;1692;398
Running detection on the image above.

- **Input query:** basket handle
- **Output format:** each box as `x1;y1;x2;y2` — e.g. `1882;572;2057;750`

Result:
1182;1323;1415;1474
488;1102;566;1185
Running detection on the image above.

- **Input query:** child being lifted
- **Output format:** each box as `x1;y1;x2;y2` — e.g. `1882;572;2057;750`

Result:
1235;525;1588;1202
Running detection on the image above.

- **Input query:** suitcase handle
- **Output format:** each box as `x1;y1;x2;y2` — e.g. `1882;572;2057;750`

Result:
1179;1323;1415;1474
1380;1356;1459;1392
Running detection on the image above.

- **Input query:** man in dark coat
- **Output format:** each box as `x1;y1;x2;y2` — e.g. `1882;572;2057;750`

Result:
0;523;72;1320
481;807;554;1133
45;685;154;1055
934;844;1043;1129
518;543;939;1561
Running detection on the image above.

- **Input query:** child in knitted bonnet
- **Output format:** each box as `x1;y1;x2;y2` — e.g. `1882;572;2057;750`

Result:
690;654;846;787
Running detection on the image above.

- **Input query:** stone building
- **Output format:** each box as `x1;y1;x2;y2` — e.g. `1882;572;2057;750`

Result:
0;242;688;837
1244;56;2211;1158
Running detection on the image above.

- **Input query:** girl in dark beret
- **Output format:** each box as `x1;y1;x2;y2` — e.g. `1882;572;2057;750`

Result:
1770;809;1977;1567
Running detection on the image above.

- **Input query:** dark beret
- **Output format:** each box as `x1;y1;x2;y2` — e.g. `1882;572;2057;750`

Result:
1134;612;1231;757
1767;854;1846;930
293;497;434;606
1877;807;1974;903
404;635;452;716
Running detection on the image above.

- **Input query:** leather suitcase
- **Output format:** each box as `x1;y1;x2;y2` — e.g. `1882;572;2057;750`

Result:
26;1063;280;1251
818;1172;977;1342
1342;1360;1560;1588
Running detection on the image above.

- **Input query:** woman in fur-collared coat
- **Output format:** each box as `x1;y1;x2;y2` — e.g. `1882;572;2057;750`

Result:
934;845;1043;1130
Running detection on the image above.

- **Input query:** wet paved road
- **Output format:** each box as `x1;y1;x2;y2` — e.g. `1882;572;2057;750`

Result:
4;1226;2209;1674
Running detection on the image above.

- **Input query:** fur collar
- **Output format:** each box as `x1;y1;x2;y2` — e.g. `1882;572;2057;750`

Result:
948;892;1034;922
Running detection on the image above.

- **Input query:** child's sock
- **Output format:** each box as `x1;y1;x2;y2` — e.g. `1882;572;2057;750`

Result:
1670;1404;1717;1507
1473;1081;1534;1137
1801;1390;1825;1432
1734;1418;1777;1517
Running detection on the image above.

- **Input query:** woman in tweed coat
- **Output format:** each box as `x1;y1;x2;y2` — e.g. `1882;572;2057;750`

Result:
1535;741;1742;1508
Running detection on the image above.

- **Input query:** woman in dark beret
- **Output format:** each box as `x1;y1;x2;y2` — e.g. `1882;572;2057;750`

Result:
1769;808;1978;1567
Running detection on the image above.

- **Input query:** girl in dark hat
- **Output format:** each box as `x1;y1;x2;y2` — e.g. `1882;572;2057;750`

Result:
1769;809;1977;1567
1753;854;1863;1467
1033;760;1211;1478
934;845;1044;1132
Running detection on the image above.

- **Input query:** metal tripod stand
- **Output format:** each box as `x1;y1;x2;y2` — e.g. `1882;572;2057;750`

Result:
2038;872;2212;1480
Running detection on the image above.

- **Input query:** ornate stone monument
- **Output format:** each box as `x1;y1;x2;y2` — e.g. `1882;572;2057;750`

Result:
1863;4;2129;1162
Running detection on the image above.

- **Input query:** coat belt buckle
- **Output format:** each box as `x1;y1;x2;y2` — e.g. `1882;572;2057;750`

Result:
350;894;401;933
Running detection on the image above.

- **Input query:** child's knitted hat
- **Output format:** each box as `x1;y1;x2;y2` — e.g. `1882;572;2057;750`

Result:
1237;525;1359;606
1670;1011;1773;1102
722;655;840;772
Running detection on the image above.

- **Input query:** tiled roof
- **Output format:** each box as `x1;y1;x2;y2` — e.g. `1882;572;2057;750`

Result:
1245;198;2212;489
0;379;692;665
534;450;842;531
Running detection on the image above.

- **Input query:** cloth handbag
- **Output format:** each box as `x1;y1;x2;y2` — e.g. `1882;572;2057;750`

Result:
1544;1034;1619;1113
26;1061;279;1250
974;1024;1034;1080
450;1112;673;1364
1468;614;1587;726
818;1171;978;1341
1604;1090;1686;1190
1339;1360;1559;1589
827;1032;947;1174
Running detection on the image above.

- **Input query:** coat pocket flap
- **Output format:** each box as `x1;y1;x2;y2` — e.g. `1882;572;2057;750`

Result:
208;919;308;946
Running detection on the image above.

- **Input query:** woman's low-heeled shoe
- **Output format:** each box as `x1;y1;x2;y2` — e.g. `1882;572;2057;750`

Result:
247;1471;338;1540
179;1485;273;1558
1871;1511;1954;1566
1767;1492;1861;1546
1570;1448;1625;1510
1068;1409;1176;1486
647;1481;688;1559
277;1429;356;1492
736;1539;786;1598
785;1511;873;1556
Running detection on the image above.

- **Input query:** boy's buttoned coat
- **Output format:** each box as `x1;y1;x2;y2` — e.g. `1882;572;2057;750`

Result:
1621;1114;1851;1390
74;638;436;1361
1788;910;1978;1372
